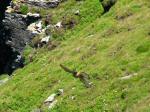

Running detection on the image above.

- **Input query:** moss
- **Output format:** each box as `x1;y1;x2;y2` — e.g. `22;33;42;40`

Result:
20;4;29;14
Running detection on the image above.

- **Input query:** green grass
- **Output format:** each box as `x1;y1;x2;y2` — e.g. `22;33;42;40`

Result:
0;0;150;111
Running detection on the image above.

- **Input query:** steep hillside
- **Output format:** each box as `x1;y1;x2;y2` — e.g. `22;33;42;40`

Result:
0;0;150;112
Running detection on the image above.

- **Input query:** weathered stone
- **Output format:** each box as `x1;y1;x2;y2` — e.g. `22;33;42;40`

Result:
25;0;64;8
0;1;39;75
41;36;51;44
57;88;64;96
120;73;138;80
44;93;56;104
74;10;80;15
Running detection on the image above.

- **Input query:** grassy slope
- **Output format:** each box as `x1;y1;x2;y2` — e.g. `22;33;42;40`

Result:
0;0;150;111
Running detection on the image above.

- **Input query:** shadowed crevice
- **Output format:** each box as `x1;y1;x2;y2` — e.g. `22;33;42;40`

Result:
0;0;32;75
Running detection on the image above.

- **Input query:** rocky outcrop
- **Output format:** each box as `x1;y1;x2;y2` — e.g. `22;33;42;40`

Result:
0;0;68;75
0;1;40;75
0;13;33;75
25;0;65;8
0;0;11;21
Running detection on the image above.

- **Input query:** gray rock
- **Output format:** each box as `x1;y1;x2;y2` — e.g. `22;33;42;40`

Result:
54;21;62;28
120;73;138;80
74;10;80;15
41;36;51;44
57;88;64;95
48;100;58;109
0;7;40;75
44;93;56;104
25;0;63;8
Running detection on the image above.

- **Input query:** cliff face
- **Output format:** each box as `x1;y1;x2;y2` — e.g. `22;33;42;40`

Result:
0;0;13;74
0;0;32;75
0;0;11;21
0;15;28;75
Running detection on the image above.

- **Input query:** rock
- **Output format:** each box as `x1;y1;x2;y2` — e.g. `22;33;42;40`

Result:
72;87;75;90
27;21;43;35
57;88;64;95
44;93;58;109
44;93;57;104
54;21;62;28
0;1;40;75
41;36;51;44
0;0;41;75
87;34;94;38
0;12;34;75
74;10;80;15
44;88;64;109
27;12;40;18
36;21;43;31
48;100;58;109
25;0;63;8
120;73;138;80
6;6;14;13
71;96;76;100
27;23;38;34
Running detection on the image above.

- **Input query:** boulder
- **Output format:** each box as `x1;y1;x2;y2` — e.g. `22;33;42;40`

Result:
54;21;62;28
41;36;51;44
0;13;34;75
25;0;64;8
74;10;80;15
27;21;43;35
0;9;37;75
44;93;57;107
